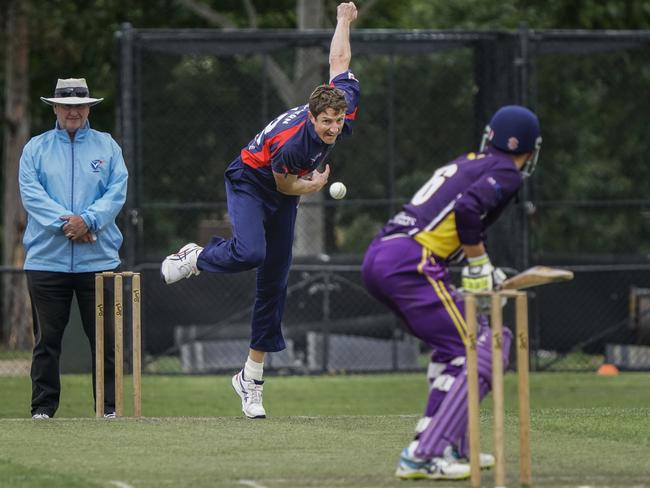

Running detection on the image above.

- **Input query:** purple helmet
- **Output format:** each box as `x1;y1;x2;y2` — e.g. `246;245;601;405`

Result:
480;105;542;177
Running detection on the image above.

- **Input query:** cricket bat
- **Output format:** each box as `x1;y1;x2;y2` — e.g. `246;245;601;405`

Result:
500;265;574;290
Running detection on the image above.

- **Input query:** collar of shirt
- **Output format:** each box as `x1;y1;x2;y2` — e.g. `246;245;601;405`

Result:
484;147;519;167
54;120;91;143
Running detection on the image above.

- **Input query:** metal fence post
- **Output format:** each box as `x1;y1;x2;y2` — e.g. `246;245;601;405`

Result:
117;22;137;269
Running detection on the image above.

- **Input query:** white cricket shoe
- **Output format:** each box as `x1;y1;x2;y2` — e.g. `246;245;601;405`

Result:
231;370;266;419
395;447;470;480
443;444;496;470
32;413;50;419
161;243;203;284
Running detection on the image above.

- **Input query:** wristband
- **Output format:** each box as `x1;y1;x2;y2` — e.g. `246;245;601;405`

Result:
467;254;490;266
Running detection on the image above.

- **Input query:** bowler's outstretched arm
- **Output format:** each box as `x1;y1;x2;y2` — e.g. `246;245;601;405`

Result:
329;2;357;81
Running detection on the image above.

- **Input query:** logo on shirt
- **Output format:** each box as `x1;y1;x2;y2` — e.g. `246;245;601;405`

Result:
310;152;322;163
487;176;503;200
91;160;104;173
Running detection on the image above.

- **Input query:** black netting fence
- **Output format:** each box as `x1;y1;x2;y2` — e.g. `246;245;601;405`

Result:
1;28;649;377
3;264;650;376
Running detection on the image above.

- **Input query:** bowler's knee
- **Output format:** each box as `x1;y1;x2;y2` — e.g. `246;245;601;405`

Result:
234;246;265;269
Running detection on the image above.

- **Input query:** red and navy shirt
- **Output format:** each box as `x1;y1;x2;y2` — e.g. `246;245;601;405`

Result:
238;70;359;190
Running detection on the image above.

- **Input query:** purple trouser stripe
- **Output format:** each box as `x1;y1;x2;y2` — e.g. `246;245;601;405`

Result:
415;325;512;459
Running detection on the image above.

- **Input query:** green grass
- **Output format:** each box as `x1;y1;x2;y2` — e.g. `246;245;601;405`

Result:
1;372;649;487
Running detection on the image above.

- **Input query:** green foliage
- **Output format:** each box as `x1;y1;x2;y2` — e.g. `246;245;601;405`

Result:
3;0;650;262
383;0;650;30
531;48;650;257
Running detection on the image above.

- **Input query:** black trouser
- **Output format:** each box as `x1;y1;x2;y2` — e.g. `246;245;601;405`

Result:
27;270;117;417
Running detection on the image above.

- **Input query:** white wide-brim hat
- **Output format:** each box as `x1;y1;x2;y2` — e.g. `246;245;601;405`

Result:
40;78;103;106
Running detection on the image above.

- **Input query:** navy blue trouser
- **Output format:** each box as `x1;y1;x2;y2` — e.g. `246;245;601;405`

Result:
27;270;117;417
197;163;298;352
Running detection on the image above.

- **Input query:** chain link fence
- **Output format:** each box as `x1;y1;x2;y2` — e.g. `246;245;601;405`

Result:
3;264;650;376
1;28;649;377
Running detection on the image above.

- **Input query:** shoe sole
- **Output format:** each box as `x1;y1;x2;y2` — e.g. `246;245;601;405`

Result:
395;469;429;480
160;248;201;285
159;256;189;285
396;470;470;481
160;260;172;285
395;465;470;481
231;375;266;419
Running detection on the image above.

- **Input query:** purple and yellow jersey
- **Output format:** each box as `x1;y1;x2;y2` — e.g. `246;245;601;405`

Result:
380;149;523;262
239;70;359;189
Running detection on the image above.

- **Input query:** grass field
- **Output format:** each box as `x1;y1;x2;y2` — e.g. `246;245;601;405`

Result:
1;372;649;488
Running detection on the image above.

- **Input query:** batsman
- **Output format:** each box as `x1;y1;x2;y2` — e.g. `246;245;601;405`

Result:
361;105;542;480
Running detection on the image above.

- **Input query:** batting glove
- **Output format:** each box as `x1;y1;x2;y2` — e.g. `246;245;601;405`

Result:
461;254;502;292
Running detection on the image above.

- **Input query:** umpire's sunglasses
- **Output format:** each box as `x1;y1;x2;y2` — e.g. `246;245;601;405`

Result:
54;87;89;98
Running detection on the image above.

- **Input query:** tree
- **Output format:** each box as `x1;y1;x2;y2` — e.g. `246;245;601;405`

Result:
2;0;32;351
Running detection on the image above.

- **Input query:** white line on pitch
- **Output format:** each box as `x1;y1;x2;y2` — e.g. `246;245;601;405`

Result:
109;481;134;488
238;480;267;488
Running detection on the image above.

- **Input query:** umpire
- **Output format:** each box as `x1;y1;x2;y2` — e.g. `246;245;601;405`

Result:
19;78;128;419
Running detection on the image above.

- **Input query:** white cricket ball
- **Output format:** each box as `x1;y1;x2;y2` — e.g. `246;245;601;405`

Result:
329;181;347;200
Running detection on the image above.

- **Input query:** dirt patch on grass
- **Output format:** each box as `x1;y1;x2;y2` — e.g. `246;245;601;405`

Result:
0;360;30;376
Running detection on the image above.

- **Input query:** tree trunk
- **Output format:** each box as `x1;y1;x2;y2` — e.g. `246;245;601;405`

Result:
293;0;326;257
2;0;32;351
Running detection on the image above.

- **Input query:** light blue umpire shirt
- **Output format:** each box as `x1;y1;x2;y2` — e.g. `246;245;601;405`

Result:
19;121;128;272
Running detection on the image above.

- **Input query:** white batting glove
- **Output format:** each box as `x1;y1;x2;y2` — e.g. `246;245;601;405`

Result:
462;255;508;315
461;254;504;292
462;254;494;291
